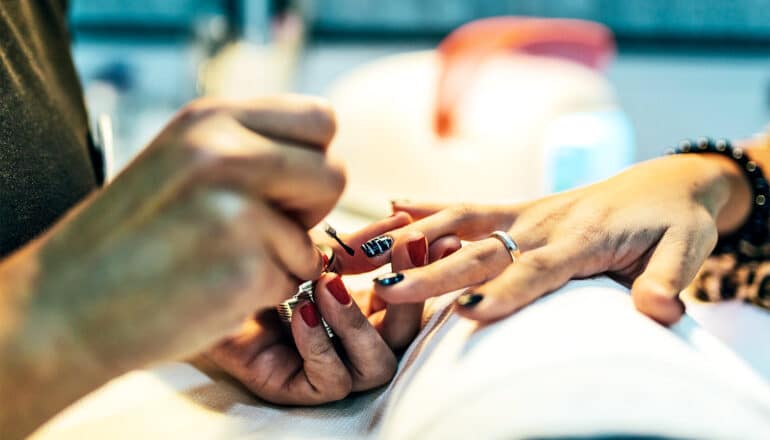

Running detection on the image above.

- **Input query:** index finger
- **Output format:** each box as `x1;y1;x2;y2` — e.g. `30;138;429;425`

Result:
231;94;337;148
360;203;513;266
373;237;512;304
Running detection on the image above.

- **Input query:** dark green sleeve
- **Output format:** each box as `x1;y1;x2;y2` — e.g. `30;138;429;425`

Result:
0;0;99;257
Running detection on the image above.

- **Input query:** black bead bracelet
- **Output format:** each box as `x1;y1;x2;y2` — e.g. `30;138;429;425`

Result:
666;137;770;261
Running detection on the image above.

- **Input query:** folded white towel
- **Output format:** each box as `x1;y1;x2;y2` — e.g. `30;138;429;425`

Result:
34;278;770;439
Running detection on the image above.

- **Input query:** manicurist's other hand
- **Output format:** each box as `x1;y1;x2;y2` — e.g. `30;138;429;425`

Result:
363;153;752;326
0;95;345;437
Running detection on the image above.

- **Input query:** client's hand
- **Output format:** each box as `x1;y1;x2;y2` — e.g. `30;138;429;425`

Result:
365;154;751;326
206;215;461;404
313;212;461;349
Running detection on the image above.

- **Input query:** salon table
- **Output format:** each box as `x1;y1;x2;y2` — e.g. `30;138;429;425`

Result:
33;211;770;439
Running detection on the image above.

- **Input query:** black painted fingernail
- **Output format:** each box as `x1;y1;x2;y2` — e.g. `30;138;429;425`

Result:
457;292;484;308
374;272;404;286
361;235;393;258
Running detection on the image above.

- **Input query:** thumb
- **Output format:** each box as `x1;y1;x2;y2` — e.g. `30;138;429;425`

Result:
631;225;717;326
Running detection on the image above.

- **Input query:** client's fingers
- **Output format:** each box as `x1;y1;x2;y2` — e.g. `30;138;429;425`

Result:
330;212;413;274
378;234;462;349
366;234;461;315
361;204;514;266
376;231;428;349
288;301;352;403
632;225;717;326
313;273;397;391
453;245;581;322
373;237;512;304
391;200;450;220
428;234;462;261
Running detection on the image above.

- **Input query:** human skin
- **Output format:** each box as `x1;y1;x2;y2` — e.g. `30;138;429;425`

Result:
366;138;770;326
205;212;461;405
0;95;346;438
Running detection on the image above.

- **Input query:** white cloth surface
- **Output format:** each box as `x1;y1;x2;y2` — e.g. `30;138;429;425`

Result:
34;277;770;439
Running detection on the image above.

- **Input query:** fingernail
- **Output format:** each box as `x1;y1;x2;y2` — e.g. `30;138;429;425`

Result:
300;303;320;327
407;236;428;267
457;292;484;308
327;275;351;305
441;247;458;259
361;235;393;258
374;272;404;287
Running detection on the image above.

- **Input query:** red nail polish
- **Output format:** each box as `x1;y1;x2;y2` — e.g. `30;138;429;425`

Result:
407;236;428;267
327;275;351;305
300;303;320;327
321;251;330;270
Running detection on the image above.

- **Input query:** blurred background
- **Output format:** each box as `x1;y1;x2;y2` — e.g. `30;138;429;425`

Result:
69;0;770;211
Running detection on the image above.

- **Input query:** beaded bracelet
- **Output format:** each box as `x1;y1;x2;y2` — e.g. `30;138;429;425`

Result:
666;137;770;261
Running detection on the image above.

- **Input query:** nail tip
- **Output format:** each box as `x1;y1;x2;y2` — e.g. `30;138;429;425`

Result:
374;272;404;286
362;235;394;258
457;292;484;308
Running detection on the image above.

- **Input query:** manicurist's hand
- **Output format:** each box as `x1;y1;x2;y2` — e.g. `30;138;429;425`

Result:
206;215;460;404
364;153;753;326
0;95;344;438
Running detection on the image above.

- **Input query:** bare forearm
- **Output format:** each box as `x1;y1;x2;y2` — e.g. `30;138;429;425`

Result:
0;239;115;439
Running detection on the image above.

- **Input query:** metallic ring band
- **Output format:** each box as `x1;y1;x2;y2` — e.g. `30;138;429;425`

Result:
489;230;521;263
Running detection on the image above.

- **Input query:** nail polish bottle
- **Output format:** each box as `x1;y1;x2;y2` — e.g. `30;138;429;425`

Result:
275;244;337;338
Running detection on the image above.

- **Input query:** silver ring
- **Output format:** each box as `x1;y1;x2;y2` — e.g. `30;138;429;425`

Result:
489;230;521;263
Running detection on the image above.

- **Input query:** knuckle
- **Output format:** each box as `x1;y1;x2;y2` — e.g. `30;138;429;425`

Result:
307;339;336;359
449;203;478;223
179;97;224;121
304;100;337;144
326;381;353;402
576;221;605;244
524;252;553;272
324;377;353;401
357;354;397;390
346;309;370;332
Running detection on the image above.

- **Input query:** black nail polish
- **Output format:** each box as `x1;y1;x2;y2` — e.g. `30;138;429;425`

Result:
361;235;394;258
457;292;484;308
374;272;404;286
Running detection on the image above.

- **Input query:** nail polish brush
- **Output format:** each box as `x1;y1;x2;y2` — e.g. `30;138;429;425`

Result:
323;222;355;256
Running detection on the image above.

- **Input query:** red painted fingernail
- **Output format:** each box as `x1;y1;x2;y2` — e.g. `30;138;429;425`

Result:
441;247;458;259
407;236;428;267
327;275;351;305
300;304;320;327
321;251;330;269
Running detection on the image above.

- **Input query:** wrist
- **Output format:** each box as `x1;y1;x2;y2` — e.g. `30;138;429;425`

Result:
699;153;752;235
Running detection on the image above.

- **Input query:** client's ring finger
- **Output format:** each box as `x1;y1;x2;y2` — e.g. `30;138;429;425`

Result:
489;230;521;263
